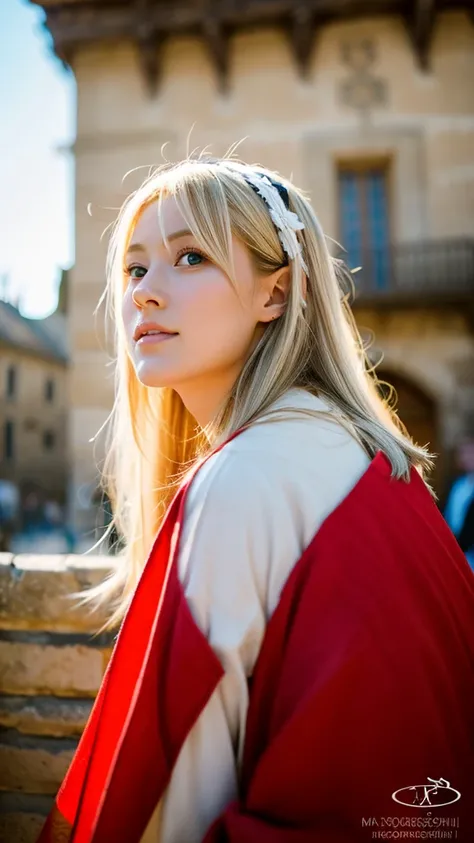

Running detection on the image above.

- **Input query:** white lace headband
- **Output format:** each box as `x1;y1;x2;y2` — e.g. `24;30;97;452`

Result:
218;163;309;307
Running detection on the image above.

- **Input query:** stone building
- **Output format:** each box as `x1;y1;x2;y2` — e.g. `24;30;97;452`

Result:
32;0;474;541
0;272;69;517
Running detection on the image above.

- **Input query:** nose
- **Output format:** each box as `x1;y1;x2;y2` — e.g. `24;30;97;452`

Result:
131;267;166;309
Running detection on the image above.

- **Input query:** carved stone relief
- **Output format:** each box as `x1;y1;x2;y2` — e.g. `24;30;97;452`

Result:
339;39;388;114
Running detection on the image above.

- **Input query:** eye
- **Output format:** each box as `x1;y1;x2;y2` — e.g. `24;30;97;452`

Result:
175;248;207;267
125;264;147;280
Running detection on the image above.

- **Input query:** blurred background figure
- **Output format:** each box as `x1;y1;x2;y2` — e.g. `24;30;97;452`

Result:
43;498;63;529
23;490;42;534
0;479;20;551
444;438;474;569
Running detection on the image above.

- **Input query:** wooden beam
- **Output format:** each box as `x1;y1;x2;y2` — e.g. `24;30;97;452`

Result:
31;0;404;50
31;0;474;85
287;4;318;79
135;34;165;96
406;0;437;70
134;0;164;96
202;16;230;94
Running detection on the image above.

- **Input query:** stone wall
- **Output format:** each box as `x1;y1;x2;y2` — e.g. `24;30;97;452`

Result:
67;10;474;539
0;553;114;843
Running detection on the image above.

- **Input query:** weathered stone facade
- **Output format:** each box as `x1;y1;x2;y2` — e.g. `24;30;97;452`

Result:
31;3;474;538
0;301;69;512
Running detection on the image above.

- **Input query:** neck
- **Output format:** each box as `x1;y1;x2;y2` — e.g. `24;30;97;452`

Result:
174;368;240;430
176;330;267;429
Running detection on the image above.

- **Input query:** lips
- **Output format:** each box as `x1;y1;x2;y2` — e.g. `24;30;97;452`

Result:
137;330;174;340
136;332;177;346
133;322;178;342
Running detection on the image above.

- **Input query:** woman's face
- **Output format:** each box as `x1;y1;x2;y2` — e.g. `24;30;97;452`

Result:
121;195;284;424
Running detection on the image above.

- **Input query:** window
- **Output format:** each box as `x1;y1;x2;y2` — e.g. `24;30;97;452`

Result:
45;378;55;403
4;420;15;460
43;430;56;451
6;365;17;399
337;162;391;289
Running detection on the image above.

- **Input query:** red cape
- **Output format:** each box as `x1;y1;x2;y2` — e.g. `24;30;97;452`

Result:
37;442;474;842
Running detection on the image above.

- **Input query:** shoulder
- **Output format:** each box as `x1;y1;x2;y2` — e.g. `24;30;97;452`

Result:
184;389;370;522
177;389;370;617
177;445;280;600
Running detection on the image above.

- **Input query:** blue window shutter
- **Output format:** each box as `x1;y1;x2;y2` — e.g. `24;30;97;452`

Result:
366;170;390;289
338;166;390;291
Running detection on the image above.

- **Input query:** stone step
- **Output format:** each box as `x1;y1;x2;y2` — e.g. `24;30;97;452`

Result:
0;553;119;842
0;792;54;843
0;553;113;633
0;729;78;795
0;694;93;737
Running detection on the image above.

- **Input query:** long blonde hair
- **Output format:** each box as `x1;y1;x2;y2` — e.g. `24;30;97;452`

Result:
72;153;433;633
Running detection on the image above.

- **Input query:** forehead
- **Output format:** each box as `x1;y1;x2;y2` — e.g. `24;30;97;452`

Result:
130;195;188;244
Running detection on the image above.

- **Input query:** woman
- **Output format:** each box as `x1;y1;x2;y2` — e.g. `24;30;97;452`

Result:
38;156;474;843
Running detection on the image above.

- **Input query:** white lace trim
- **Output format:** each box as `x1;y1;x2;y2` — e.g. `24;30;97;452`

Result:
219;163;310;290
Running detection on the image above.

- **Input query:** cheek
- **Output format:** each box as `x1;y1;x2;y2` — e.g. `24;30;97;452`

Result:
121;291;135;344
121;291;130;323
182;279;254;354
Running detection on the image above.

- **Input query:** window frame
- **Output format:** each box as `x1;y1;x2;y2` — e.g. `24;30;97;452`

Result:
335;155;394;291
4;419;15;461
5;365;17;400
45;378;55;404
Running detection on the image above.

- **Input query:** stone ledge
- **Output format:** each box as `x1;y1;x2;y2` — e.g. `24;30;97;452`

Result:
0;553;111;572
0;640;107;697
0;695;93;737
0;730;76;794
0;553;114;632
0;629;115;648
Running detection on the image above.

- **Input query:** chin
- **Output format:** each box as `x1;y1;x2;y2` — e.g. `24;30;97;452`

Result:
133;359;182;389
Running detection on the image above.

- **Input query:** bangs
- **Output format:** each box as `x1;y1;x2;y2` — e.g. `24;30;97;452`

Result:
156;163;237;284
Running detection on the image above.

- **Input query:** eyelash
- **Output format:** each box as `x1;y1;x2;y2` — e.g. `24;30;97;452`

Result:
125;264;146;279
124;246;208;279
174;246;208;265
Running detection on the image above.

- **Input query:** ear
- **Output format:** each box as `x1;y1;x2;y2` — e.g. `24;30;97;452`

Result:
258;265;292;324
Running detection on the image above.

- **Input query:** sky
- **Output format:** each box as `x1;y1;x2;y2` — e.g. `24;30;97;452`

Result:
0;0;74;319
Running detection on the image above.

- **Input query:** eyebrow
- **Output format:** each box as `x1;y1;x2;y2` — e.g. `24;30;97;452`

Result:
126;228;194;253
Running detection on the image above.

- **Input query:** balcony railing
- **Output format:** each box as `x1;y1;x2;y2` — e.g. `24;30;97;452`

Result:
339;238;474;304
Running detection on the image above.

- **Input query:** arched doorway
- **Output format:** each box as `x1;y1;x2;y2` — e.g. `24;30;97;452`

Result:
376;370;440;493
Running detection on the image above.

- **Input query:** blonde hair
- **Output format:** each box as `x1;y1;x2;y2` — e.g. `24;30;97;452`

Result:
72;153;433;633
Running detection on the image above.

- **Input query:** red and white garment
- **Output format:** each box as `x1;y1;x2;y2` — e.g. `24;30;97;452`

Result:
37;388;474;843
